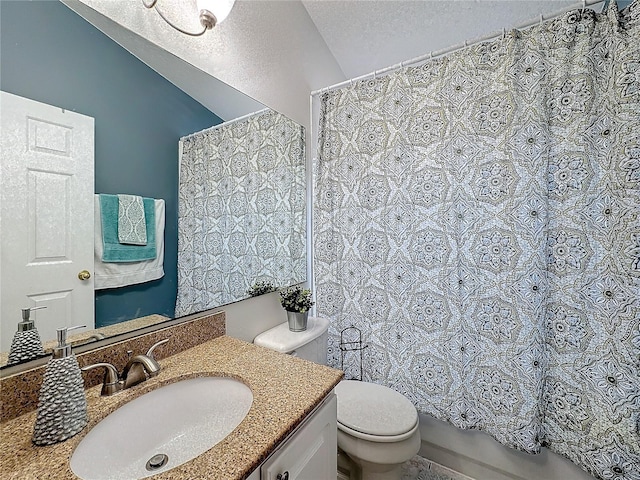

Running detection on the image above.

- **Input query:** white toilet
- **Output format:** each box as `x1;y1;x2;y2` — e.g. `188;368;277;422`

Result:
254;317;421;480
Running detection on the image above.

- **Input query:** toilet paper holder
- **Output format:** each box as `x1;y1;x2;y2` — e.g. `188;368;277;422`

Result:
339;326;367;381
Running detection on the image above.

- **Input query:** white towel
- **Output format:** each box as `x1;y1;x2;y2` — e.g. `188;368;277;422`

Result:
117;194;147;245
94;195;165;290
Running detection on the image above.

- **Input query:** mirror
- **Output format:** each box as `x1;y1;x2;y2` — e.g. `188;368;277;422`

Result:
0;1;306;368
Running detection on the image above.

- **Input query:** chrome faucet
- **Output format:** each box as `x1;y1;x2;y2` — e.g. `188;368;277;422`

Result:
81;338;170;395
81;362;122;396
121;338;169;388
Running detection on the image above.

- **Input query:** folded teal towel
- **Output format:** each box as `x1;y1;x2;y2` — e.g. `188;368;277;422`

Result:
99;194;156;263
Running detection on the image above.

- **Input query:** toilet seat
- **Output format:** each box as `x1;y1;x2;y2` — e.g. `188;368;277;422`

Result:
337;418;419;443
335;380;419;443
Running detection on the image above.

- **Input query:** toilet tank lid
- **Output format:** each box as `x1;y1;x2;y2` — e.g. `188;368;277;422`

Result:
253;317;330;353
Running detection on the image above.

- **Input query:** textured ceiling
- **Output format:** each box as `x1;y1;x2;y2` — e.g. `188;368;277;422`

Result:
301;0;576;79
65;0;618;127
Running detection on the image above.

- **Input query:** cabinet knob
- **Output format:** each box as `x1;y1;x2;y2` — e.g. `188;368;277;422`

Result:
277;472;289;480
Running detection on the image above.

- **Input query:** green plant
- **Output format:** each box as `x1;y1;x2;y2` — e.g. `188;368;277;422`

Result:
246;280;277;297
279;286;314;313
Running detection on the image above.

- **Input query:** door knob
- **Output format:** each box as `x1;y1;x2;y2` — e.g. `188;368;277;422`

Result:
78;270;91;281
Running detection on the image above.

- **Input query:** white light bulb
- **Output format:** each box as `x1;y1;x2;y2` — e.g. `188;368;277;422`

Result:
197;0;236;26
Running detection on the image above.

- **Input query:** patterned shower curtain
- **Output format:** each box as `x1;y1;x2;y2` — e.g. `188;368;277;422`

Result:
176;109;306;317
314;2;639;478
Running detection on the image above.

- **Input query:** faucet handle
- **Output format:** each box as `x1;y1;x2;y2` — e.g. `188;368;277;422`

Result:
82;362;122;396
146;338;170;360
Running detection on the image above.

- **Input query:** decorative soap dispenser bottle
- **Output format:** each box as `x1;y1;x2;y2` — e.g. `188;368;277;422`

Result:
32;325;88;446
7;306;47;366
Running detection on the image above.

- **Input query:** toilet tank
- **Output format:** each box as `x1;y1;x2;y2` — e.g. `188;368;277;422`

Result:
254;317;330;365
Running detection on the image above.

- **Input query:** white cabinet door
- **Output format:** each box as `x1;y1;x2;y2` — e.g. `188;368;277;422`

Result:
0;91;95;350
261;393;337;480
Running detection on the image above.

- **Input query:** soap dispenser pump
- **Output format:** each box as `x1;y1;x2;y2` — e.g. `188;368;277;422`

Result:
7;306;47;365
32;325;88;446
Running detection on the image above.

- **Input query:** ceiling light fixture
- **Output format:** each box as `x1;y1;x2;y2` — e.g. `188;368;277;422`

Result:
142;0;236;36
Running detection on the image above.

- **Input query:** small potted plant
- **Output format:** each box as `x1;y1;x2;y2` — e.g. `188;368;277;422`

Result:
246;280;277;297
279;286;314;332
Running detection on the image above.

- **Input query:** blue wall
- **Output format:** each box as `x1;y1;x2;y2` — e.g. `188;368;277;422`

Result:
0;0;222;327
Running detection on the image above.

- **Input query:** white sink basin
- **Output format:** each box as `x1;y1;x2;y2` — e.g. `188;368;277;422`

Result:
70;377;253;480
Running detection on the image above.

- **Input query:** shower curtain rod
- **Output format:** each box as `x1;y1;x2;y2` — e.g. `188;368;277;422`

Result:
311;0;607;97
180;107;270;141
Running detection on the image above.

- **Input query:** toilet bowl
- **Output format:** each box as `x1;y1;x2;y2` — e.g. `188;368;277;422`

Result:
254;317;421;480
335;380;420;480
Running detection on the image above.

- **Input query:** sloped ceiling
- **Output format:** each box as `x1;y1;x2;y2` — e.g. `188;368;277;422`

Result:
65;0;619;128
64;0;345;126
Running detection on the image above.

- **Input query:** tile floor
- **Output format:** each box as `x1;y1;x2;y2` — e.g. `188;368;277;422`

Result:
401;455;475;480
337;452;474;480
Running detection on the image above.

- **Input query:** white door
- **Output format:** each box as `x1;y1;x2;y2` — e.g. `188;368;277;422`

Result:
0;91;95;351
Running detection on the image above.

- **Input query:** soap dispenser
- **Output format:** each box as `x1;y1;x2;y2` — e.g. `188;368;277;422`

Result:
7;306;47;365
32;325;88;446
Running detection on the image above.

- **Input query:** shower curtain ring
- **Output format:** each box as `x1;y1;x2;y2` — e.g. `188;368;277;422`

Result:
429;51;434;60
539;14;544;25
502;28;506;39
581;0;586;14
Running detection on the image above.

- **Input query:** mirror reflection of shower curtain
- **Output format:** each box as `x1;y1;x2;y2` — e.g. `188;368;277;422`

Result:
314;2;639;479
176;110;306;317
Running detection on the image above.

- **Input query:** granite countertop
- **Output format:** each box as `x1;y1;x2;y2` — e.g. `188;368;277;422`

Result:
0;335;344;480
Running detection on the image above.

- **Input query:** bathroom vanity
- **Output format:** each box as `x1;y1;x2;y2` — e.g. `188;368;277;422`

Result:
0;335;343;479
256;393;337;480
